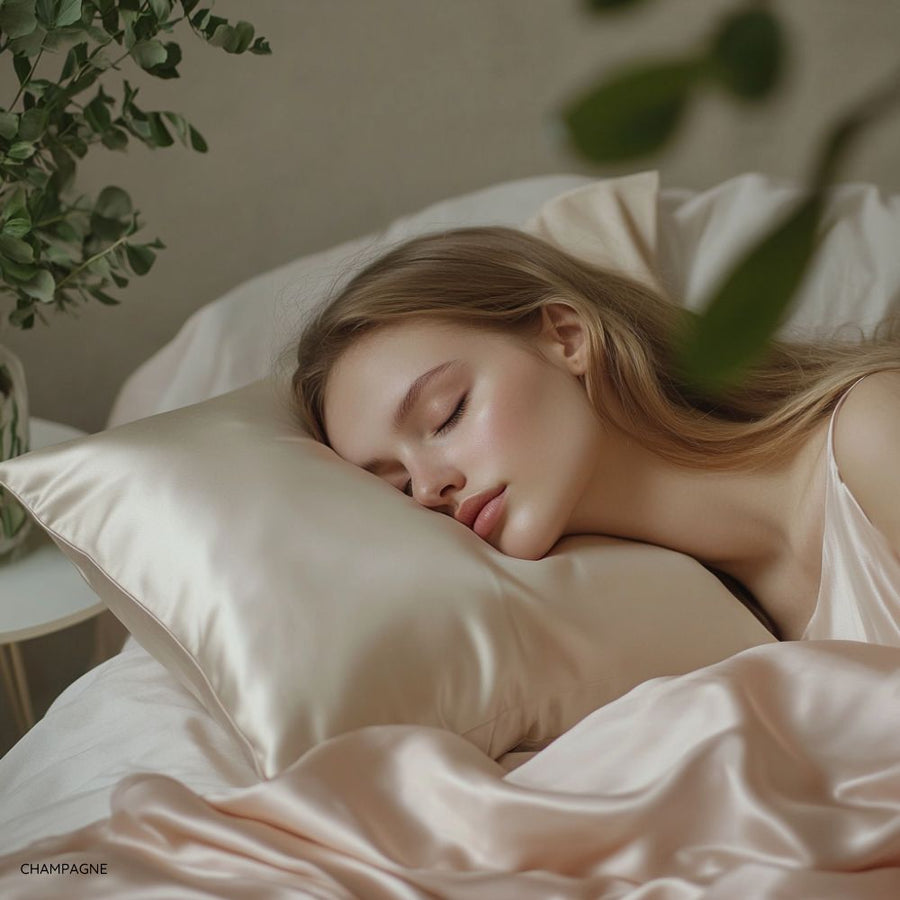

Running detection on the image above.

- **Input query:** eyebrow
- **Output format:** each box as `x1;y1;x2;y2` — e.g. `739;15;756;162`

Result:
360;359;460;474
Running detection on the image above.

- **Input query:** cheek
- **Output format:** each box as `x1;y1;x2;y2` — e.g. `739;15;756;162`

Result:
493;361;591;466
484;362;598;559
467;363;548;463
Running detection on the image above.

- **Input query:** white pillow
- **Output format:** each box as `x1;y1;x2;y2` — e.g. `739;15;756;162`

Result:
109;172;900;426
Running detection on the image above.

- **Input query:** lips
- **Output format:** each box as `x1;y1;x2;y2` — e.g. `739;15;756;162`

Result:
456;486;505;533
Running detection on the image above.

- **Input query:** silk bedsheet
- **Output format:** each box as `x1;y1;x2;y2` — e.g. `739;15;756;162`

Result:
3;639;900;899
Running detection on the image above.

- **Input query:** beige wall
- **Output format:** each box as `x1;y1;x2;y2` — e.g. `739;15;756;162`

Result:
8;0;900;433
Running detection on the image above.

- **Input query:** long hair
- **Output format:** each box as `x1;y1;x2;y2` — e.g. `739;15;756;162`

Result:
291;225;899;471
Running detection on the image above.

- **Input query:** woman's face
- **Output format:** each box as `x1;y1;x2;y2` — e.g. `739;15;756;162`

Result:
323;311;605;560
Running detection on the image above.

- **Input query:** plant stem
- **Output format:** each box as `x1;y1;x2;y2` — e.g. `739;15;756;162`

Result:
812;64;900;189
10;48;45;111
56;234;129;290
34;205;90;228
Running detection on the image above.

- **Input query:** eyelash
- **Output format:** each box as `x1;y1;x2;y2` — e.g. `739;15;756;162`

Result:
403;393;469;497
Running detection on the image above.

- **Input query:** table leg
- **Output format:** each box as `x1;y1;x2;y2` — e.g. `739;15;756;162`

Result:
7;642;34;730
0;643;27;735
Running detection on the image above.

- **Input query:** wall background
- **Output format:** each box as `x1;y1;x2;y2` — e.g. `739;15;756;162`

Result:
6;0;900;433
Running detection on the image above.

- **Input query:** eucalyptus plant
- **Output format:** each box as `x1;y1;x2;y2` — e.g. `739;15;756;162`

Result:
0;0;270;330
562;0;900;394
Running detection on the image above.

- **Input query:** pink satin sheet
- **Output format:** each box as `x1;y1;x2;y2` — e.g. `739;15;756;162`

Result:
4;639;900;898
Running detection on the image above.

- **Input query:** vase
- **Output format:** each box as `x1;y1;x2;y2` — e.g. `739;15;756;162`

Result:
0;342;32;560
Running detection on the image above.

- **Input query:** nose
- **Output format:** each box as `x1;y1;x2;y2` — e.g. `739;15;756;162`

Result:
410;460;463;514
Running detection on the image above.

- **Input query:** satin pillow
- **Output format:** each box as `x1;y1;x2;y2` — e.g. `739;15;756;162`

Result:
0;379;774;778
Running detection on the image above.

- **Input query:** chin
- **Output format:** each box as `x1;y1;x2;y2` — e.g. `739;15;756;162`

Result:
495;520;560;561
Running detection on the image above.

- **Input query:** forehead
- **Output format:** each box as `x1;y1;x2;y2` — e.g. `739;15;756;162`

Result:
323;319;513;456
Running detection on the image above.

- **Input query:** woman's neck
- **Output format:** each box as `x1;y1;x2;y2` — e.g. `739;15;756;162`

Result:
567;416;831;638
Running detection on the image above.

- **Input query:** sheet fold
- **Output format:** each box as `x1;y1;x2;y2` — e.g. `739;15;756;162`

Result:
3;640;900;899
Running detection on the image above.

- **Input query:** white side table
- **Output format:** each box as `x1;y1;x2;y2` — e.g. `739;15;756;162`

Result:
0;419;103;736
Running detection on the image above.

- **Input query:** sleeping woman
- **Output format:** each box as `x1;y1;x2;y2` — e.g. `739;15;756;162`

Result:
291;226;900;644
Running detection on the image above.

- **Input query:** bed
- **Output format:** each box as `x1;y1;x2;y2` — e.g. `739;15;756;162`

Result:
0;170;899;898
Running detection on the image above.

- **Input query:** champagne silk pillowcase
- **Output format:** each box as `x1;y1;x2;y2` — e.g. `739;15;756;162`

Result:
0;175;774;778
0;380;773;779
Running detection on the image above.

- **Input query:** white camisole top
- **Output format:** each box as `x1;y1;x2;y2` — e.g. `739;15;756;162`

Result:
801;374;900;644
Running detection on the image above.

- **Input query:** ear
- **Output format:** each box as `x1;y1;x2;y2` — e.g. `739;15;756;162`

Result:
538;302;590;377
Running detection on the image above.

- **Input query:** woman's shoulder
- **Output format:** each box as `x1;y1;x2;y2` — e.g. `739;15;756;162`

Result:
831;369;900;559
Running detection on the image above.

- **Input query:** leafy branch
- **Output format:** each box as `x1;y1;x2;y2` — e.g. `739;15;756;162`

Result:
561;0;900;394
0;0;271;330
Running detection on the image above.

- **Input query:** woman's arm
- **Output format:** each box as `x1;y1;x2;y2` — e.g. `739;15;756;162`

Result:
832;369;900;562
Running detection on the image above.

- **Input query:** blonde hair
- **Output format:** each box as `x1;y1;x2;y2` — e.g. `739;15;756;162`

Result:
291;226;899;471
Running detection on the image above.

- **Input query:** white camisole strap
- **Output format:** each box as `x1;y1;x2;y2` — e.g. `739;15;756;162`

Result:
801;373;900;644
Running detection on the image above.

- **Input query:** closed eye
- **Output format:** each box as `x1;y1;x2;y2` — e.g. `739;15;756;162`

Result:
435;393;468;437
402;393;469;496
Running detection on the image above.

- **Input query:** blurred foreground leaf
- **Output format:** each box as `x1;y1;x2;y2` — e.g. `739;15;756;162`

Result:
709;7;783;100
674;194;822;392
563;61;702;161
676;65;900;393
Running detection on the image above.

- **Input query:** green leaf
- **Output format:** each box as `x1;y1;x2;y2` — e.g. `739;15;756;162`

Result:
132;39;168;70
145;40;182;79
180;0;199;14
147;111;174;147
122;79;139;109
55;0;81;26
85;252;111;278
189;7;209;29
709;8;784;100
162;110;188;144
24;167;49;189
101;127;129;150
9;307;36;328
55;219;81;242
250;36;271;55
125;242;156;275
206;22;230;48
188;125;207;152
162;112;203;150
13;53;32;83
147;0;171;21
94;185;132;220
87;285;120;305
41;239;76;265
8;22;45;56
34;0;54;27
674;194;823;393
224;20;254;54
61;40;87;79
562;60;701;161
0;112;19;140
0;257;38;281
21;268;55;303
95;0;116;33
0;0;38;39
84;89;112;132
64;135;89;158
2;186;30;223
18;106;48;141
90;214;129;241
2;218;32;239
48;144;76;192
0;234;35;264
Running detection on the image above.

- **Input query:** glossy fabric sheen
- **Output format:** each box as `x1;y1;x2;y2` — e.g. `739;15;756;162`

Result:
802;375;900;643
3;640;900;898
0;379;773;781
